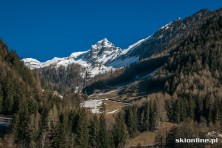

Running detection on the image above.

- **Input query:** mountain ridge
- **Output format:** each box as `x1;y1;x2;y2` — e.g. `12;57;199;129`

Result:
22;37;145;76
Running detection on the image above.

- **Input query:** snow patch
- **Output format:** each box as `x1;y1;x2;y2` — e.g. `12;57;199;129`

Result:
80;99;102;114
69;51;88;58
122;36;151;55
106;109;119;114
161;22;172;30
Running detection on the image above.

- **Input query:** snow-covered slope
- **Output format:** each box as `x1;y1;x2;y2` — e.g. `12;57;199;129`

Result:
22;58;42;69
107;36;151;68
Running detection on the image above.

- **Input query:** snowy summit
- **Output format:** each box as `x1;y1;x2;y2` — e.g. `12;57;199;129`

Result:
22;38;143;77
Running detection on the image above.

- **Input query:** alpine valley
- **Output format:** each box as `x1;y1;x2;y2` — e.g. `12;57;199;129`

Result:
22;8;216;94
0;8;222;148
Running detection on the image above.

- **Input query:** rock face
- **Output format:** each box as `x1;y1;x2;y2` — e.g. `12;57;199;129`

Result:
83;38;122;65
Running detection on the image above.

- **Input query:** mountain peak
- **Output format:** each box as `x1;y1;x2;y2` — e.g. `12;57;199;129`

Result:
22;58;41;69
98;38;109;43
91;38;114;50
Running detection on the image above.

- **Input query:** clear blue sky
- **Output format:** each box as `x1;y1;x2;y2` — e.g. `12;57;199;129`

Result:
0;0;221;61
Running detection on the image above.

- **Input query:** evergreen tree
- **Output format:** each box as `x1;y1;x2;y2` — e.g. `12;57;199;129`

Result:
187;96;195;119
113;112;128;148
142;102;150;131
3;75;15;114
89;115;99;148
76;110;89;148
212;99;220;123
166;127;177;148
98;114;110;148
52;113;72;148
0;84;3;112
12;98;32;147
125;106;138;137
149;100;158;130
173;100;180;123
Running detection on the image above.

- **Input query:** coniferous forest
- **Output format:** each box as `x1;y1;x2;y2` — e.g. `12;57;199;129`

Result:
0;8;222;148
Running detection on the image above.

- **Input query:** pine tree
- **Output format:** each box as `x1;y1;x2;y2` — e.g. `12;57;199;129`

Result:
3;75;15;114
166;127;177;148
165;100;174;122
149;100;158;130
52;113;72;148
142;102;150;131
212;99;220;123
195;98;203;122
125;106;138;137
98;114;110;148
173;100;180;123
113;112;128;148
76;110;89;148
188;96;195;119
89;115;99;148
12;98;32;147
0;84;3;112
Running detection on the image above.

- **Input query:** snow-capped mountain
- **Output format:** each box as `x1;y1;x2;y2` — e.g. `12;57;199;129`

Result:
23;9;214;77
82;38;122;65
22;38;140;77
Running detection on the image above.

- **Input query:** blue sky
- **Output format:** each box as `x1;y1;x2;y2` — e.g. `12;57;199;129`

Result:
0;0;221;61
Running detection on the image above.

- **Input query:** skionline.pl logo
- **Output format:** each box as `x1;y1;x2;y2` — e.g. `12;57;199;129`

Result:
175;138;219;144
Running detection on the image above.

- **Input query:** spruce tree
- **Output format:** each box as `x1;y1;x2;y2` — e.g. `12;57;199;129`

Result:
98;114;110;148
113;112;128;148
149;100;158;131
89;115;99;148
173;100;180;123
52;113;72;148
12;98;32;147
76;110;89;148
0;84;3;112
166;127;177;148
125;106;138;137
142;102;150;131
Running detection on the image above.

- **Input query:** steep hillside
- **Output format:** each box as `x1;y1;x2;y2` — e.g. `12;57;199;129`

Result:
0;39;43;142
85;8;222;147
0;40;41;115
84;9;219;95
108;9;215;66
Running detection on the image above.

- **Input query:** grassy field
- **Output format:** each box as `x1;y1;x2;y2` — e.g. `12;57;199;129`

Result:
89;90;119;100
104;100;127;129
104;100;126;113
125;122;176;147
126;131;156;147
